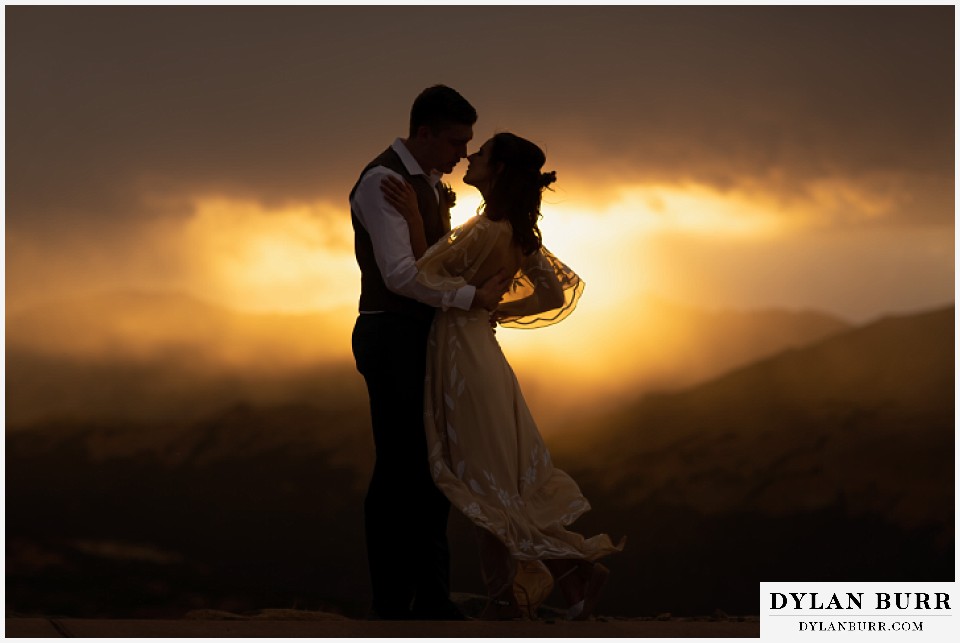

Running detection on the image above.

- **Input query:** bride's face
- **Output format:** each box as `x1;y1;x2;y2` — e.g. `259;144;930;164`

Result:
463;139;499;194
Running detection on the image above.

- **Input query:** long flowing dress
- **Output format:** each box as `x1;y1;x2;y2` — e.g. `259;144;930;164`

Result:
415;214;623;613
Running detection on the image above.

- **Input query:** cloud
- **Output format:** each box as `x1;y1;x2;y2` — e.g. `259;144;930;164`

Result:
5;5;953;238
172;197;357;313
5;5;952;330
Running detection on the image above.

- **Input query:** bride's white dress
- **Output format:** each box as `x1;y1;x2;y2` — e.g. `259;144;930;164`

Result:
415;215;623;611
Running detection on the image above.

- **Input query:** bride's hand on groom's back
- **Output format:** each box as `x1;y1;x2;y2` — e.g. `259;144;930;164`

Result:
381;175;421;222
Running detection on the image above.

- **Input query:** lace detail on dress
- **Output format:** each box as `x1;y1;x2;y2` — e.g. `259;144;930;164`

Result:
415;216;507;292
413;211;622;615
496;248;585;329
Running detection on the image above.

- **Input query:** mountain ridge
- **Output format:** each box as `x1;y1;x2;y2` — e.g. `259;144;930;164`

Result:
5;306;952;618
562;305;953;529
5;288;853;428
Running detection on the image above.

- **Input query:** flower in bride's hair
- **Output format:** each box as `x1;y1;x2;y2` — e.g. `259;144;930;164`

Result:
439;182;457;208
539;170;557;190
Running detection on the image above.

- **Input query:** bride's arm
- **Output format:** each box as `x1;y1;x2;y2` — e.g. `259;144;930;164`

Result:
382;175;428;259
493;251;565;319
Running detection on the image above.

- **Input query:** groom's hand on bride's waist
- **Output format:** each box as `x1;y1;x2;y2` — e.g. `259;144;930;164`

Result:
472;268;512;311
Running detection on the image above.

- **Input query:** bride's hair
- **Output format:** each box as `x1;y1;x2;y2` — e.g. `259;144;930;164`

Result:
484;133;556;256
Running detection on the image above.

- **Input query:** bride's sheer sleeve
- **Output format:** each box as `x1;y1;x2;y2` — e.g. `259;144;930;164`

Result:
415;216;504;291
495;247;585;329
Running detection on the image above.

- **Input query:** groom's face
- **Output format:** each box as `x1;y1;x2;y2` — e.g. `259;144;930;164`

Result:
423;123;473;175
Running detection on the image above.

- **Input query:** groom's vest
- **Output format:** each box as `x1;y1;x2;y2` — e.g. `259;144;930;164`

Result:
350;146;452;320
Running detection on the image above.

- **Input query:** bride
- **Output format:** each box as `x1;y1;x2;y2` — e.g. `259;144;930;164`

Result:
382;132;623;620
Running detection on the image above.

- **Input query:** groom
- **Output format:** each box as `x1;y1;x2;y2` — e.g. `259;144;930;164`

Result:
349;85;509;620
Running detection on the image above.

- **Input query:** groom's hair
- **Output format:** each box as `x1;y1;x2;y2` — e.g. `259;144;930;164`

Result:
409;85;477;137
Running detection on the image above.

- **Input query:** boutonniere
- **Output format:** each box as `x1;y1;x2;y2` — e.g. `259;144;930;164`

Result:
439;182;457;209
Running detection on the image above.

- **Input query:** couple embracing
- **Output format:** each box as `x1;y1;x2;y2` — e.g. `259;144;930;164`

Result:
350;85;623;622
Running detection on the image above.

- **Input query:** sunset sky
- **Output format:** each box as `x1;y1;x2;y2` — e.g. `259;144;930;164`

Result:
5;5;955;384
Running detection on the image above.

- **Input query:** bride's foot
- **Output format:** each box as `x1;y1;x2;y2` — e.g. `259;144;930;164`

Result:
478;589;523;620
557;561;610;621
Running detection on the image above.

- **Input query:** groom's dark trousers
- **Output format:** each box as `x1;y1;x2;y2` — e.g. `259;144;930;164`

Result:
350;145;456;619
352;311;453;619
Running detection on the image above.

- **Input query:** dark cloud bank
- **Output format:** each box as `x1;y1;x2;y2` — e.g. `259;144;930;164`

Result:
6;5;953;233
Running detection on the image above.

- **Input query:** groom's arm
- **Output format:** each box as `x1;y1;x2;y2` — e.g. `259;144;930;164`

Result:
352;167;476;311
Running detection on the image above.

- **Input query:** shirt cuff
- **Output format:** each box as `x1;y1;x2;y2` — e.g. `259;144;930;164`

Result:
448;285;476;311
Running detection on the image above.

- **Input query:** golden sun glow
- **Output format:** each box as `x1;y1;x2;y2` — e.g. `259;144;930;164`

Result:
8;179;950;431
172;181;789;320
428;181;795;396
131;176;928;416
164;183;795;374
448;180;788;320
177;198;359;314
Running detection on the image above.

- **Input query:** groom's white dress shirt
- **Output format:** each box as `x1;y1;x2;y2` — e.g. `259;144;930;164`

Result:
351;138;476;314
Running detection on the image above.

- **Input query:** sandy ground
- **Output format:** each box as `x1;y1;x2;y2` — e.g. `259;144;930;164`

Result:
5;615;760;638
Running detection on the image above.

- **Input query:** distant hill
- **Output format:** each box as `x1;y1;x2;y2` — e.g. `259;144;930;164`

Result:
4;289;850;428
5;291;356;427
566;305;953;526
557;305;954;615
604;294;853;389
5;300;950;618
5;290;353;366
